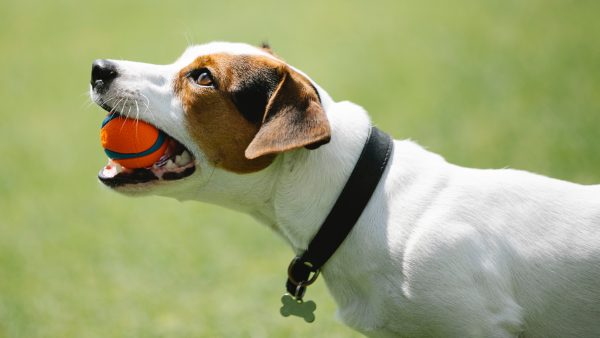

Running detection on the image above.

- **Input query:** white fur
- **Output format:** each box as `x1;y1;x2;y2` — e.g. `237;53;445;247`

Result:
92;42;600;337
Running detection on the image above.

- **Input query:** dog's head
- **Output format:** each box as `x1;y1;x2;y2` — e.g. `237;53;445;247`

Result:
90;42;331;196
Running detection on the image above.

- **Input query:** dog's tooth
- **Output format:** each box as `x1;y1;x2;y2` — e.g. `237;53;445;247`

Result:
108;159;124;173
181;150;192;165
114;162;123;173
165;159;177;170
175;155;184;166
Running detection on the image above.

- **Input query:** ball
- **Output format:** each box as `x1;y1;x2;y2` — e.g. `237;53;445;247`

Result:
100;114;168;168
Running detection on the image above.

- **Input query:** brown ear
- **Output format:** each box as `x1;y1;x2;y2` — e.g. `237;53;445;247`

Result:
244;67;331;160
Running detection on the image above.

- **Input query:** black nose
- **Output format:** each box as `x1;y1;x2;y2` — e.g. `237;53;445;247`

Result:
91;59;118;92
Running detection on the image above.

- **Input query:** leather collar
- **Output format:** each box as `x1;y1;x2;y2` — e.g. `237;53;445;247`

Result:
285;126;393;300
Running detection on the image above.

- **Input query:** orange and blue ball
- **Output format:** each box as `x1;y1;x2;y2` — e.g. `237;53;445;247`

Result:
100;114;168;168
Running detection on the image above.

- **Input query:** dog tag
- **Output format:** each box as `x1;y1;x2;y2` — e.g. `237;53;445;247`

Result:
279;294;316;323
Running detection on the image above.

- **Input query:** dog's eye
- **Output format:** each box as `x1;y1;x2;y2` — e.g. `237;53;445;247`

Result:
187;69;214;87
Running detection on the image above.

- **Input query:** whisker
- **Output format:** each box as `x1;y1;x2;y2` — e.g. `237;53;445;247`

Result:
111;97;123;114
120;98;127;118
139;93;155;121
100;95;118;108
130;101;140;136
134;99;142;135
81;98;96;110
93;95;119;113
183;32;196;48
79;89;93;98
111;98;127;132
81;90;105;110
134;99;140;121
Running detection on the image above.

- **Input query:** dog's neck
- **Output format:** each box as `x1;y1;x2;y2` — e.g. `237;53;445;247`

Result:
190;98;372;252
272;101;371;251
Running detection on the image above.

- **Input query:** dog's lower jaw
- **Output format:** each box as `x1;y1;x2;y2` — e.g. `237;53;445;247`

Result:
106;175;204;201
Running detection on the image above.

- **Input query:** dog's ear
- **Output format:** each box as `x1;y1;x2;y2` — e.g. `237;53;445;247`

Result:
260;41;274;55
243;66;331;160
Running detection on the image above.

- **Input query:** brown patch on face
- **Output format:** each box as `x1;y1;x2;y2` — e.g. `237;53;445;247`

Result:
175;53;330;174
176;54;275;173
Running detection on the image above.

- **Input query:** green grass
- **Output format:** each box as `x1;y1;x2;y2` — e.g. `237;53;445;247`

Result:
1;0;599;337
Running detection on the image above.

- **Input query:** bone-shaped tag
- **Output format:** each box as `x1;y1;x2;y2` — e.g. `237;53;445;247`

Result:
279;294;316;323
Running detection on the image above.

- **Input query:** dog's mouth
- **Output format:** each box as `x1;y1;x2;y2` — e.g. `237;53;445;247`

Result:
97;105;196;188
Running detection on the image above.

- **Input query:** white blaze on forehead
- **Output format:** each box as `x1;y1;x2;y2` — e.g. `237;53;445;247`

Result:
174;42;278;68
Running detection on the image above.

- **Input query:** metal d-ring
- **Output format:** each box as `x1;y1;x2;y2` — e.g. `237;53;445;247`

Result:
287;257;321;287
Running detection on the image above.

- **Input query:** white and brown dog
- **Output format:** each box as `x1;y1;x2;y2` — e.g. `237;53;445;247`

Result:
90;42;600;338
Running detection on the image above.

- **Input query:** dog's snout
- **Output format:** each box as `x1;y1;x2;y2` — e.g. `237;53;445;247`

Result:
91;59;118;92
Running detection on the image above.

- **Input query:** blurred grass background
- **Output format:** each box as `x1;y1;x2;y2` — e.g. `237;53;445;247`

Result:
1;0;599;337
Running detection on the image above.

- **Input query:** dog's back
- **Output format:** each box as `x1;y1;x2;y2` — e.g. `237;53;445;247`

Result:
367;145;600;337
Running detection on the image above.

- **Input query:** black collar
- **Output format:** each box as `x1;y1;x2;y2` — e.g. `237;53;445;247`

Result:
285;126;393;300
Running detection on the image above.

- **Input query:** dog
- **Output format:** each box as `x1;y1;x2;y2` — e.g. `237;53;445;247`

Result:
90;42;600;337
